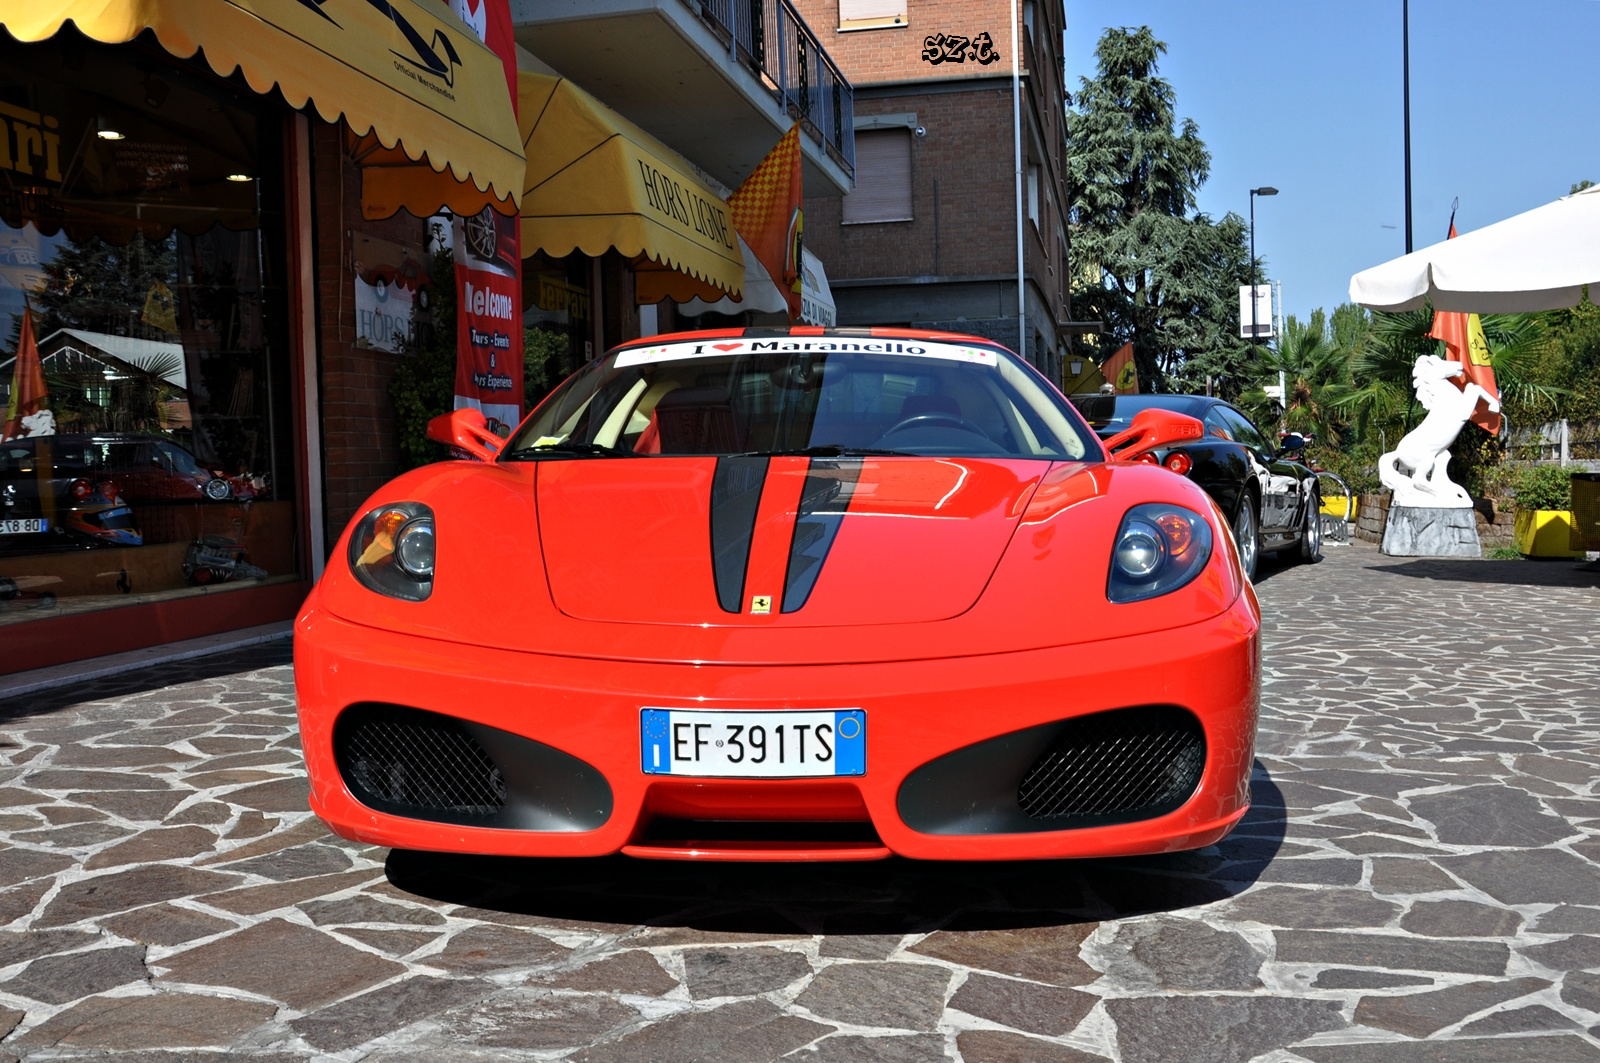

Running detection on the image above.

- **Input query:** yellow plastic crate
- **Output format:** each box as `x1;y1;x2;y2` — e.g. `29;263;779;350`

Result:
1514;509;1586;558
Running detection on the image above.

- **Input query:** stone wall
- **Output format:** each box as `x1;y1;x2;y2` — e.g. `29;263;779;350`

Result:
1356;493;1391;544
1474;498;1517;550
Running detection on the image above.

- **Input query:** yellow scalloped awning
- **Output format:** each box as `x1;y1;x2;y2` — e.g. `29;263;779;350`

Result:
520;71;743;298
2;0;525;217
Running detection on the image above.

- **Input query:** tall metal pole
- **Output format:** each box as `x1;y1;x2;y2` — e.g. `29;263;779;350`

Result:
1403;0;1413;253
1249;191;1258;351
1010;0;1026;364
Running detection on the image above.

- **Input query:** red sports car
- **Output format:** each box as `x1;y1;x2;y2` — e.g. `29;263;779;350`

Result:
295;328;1260;862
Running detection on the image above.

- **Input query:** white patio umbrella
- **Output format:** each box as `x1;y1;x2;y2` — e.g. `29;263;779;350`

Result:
1350;183;1600;313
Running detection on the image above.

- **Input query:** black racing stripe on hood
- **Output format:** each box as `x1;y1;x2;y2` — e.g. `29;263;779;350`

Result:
710;456;769;614
782;458;862;613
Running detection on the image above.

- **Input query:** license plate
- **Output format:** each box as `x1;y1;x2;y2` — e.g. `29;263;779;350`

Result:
0;518;45;535
641;709;865;777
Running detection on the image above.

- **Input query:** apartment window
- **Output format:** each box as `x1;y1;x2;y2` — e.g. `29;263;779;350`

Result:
1028;164;1041;228
1023;0;1036;38
839;0;907;31
843;131;913;224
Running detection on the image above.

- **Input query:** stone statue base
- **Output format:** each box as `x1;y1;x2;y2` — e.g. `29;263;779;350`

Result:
1382;505;1482;557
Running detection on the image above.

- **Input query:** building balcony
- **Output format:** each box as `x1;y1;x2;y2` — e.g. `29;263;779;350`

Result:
511;0;855;197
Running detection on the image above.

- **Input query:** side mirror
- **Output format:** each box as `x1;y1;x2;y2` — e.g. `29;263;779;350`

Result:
1279;433;1307;452
1103;408;1204;463
426;408;504;463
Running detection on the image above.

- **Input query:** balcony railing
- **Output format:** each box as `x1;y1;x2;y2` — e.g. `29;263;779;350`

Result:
685;0;856;179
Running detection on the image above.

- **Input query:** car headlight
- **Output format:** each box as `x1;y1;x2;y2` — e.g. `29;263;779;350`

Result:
1107;503;1212;603
349;502;434;601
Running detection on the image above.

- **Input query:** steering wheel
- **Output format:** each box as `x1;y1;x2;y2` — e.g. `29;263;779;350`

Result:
876;411;994;443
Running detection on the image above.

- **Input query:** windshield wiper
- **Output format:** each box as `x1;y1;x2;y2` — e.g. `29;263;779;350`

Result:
738;445;919;458
505;441;639;460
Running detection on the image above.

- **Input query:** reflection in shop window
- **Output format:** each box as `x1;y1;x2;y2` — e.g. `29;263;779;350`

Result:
0;29;296;625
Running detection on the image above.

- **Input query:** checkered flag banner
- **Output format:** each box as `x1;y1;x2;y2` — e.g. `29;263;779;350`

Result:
728;123;803;321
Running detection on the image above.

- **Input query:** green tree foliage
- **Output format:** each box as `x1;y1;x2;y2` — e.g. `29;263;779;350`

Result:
34;232;178;341
1537;300;1600;424
1068;26;1254;394
391;246;460;469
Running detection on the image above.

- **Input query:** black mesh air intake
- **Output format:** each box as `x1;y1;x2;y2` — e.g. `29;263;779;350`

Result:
334;704;506;819
1016;706;1205;820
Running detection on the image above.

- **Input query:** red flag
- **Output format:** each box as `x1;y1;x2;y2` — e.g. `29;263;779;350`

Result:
2;308;49;441
728;125;803;320
1426;223;1501;435
1103;342;1139;394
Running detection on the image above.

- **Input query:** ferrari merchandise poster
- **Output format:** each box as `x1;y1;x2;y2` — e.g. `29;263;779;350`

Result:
448;0;523;432
1103;342;1139;395
2;308;51;441
1426;221;1500;435
453;212;522;431
728;124;803;321
354;275;416;354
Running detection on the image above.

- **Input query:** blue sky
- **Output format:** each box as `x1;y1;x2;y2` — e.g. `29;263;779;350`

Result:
1064;0;1600;326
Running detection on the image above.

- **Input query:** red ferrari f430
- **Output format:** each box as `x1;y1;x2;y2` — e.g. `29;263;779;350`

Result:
294;328;1260;862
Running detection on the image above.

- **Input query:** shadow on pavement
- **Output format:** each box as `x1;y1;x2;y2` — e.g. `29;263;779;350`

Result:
0;640;293;723
1372;557;1600;588
385;763;1287;936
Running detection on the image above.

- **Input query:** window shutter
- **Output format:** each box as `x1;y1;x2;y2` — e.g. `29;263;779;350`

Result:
842;131;912;224
839;0;907;29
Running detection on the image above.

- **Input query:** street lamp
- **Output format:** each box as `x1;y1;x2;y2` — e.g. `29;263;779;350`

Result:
1249;186;1278;355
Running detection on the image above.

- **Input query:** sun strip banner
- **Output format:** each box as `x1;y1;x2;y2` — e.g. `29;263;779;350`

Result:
448;0;523;432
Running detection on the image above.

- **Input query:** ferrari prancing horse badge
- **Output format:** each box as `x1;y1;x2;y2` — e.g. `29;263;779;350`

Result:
750;595;772;614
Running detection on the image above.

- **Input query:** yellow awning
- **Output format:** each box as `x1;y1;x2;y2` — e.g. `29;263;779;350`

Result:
3;0;525;216
520;72;743;298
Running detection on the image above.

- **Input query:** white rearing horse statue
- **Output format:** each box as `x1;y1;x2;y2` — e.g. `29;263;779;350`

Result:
1378;355;1499;509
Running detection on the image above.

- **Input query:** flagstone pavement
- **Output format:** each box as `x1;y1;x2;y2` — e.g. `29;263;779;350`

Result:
2;542;1599;1062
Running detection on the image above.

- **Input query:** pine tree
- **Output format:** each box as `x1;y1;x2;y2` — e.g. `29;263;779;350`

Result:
1068;27;1255;394
34;231;178;341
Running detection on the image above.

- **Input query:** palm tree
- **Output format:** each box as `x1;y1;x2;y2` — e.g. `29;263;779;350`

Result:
1238;312;1355;443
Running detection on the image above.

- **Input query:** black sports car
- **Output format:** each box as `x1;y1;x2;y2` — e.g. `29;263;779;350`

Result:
1072;394;1321;578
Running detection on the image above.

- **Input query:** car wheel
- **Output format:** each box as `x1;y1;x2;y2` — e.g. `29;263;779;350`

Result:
1296;492;1323;564
1232;493;1260;581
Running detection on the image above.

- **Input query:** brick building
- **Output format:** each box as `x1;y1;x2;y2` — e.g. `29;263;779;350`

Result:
790;0;1074;383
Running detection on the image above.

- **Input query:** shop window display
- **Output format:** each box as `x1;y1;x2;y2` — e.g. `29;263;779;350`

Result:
0;31;297;625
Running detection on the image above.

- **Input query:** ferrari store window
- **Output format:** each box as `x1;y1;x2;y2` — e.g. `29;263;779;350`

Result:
0;31;299;628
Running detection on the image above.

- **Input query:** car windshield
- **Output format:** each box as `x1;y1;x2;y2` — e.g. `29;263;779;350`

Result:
506;336;1097;461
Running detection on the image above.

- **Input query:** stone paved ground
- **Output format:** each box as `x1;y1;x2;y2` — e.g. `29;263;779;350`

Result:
1;543;1599;1062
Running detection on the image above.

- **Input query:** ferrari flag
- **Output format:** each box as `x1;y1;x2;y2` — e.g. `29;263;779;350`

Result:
728;124;803;321
1427;223;1500;435
1103;342;1139;394
2;308;50;441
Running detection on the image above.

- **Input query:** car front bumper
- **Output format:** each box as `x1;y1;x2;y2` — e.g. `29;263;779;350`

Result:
294;591;1260;862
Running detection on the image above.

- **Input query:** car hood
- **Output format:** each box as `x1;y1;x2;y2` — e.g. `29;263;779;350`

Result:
535;457;1046;627
314;458;1244;666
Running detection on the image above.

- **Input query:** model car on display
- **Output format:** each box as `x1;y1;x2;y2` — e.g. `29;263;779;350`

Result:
295;328;1260;862
99;435;267;503
0;436;143;554
1070;394;1322;579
